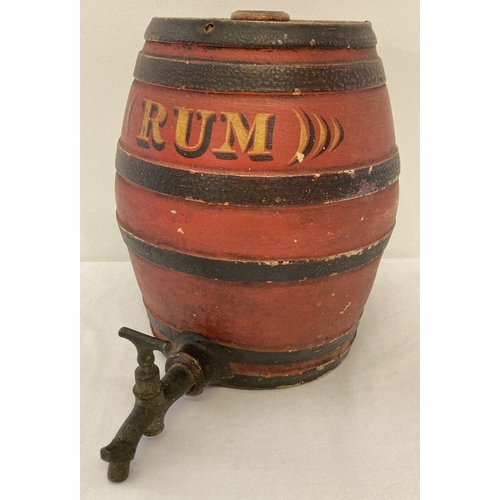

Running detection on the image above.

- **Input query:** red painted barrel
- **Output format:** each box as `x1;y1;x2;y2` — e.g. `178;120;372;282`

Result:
115;13;399;388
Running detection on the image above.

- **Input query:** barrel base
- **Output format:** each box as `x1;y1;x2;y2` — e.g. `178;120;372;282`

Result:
149;314;357;390
218;346;353;390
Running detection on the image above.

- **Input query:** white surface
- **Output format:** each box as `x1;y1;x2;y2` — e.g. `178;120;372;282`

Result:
81;258;419;499
80;0;419;261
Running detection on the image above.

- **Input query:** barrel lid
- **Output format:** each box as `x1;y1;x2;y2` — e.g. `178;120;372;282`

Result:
144;12;377;49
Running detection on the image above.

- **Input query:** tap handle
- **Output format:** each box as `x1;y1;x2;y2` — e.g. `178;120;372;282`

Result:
118;327;172;363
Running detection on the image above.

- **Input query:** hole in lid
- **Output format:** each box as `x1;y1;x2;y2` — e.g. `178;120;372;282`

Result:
204;23;215;33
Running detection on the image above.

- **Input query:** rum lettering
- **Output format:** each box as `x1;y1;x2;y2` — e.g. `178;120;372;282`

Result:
136;99;167;151
173;107;217;158
212;112;275;161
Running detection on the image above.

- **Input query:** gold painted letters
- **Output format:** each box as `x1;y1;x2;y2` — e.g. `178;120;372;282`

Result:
212;112;274;161
136;100;167;150
174;107;217;158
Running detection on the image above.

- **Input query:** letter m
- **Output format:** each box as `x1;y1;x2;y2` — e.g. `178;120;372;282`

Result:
212;112;275;161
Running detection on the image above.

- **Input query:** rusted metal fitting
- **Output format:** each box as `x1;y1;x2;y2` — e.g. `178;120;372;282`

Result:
165;352;206;396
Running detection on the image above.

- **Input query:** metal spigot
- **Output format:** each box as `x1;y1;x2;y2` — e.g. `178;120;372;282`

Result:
100;327;206;482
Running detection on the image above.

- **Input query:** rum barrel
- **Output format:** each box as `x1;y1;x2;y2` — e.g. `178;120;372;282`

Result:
115;12;399;388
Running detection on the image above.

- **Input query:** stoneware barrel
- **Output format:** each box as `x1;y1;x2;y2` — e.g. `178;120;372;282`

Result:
115;11;399;389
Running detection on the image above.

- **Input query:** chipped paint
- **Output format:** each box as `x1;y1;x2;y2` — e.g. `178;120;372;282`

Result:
339;302;352;315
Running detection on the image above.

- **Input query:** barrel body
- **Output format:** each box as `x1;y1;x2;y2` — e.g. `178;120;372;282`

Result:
115;17;399;388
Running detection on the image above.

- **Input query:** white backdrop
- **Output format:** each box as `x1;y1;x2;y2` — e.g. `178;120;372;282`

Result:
80;0;419;261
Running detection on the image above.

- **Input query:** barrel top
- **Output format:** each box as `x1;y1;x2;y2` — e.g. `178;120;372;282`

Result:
145;16;377;49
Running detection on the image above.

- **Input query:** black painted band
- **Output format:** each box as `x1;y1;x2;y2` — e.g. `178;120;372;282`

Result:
116;146;400;207
145;18;377;49
134;53;386;93
120;226;391;282
223;347;353;389
148;310;358;365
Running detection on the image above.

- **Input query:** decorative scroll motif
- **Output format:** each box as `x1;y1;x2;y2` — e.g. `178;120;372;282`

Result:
287;109;344;166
